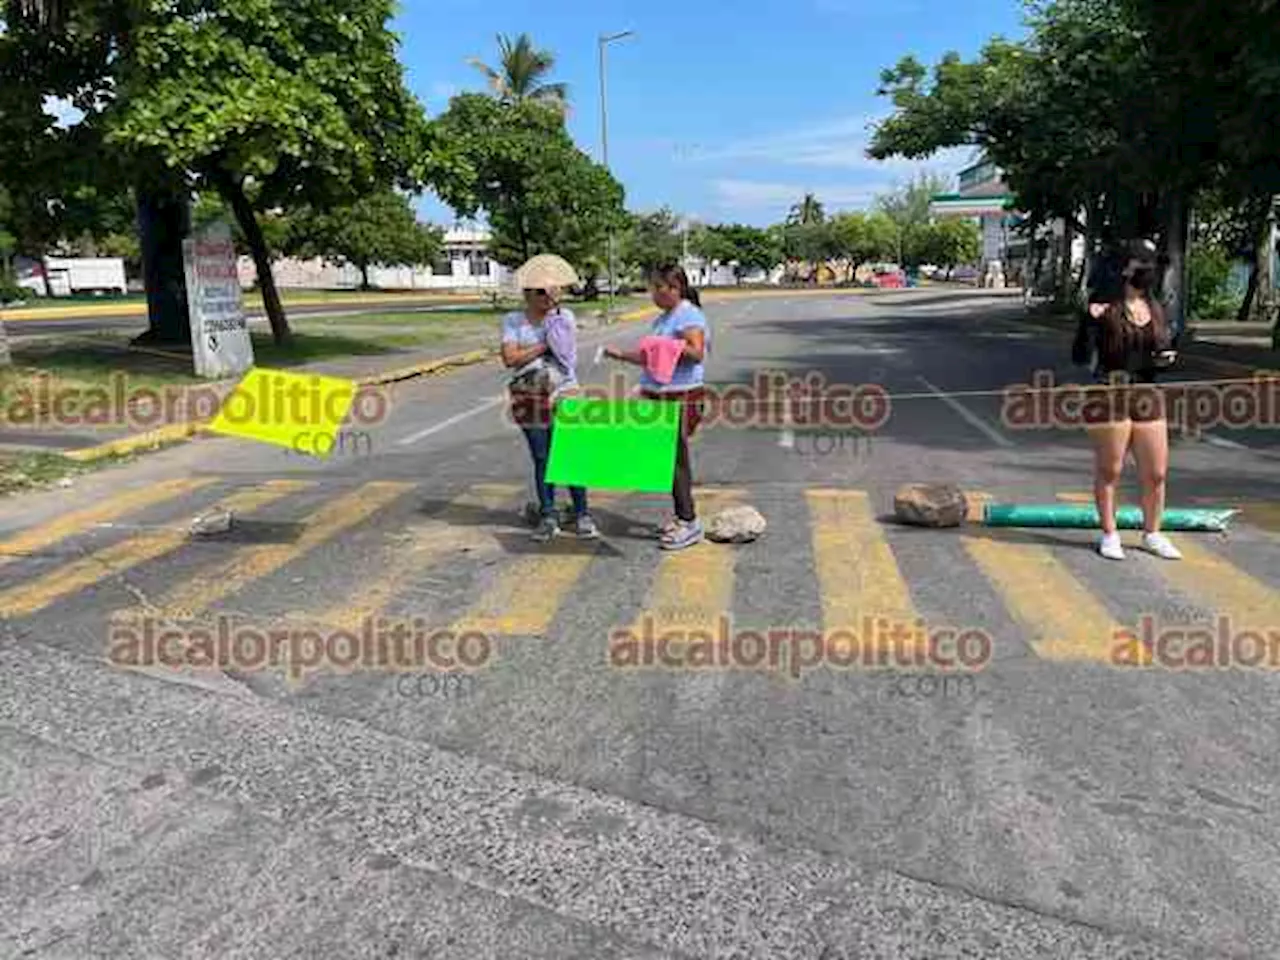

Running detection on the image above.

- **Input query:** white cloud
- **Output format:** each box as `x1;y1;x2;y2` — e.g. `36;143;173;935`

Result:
684;112;978;174
43;96;85;129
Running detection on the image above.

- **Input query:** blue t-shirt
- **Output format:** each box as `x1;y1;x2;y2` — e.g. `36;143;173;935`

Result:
639;300;709;392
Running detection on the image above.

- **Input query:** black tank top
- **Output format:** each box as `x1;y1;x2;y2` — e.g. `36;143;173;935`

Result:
1095;299;1167;383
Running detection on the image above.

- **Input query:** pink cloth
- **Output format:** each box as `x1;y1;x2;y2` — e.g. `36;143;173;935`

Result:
638;335;685;385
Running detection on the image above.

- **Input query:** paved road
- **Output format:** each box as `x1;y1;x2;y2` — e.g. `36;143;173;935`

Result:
1;290;1277;959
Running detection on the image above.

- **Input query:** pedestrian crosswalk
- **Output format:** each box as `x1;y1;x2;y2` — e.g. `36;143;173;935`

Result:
0;476;1276;682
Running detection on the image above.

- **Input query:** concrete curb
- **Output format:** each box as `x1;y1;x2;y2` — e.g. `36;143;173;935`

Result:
55;309;659;464
356;348;496;386
63;421;204;463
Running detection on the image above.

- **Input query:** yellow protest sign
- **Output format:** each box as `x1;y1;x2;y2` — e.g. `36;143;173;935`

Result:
208;368;357;458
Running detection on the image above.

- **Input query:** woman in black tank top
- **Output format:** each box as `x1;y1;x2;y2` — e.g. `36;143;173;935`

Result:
1081;242;1182;563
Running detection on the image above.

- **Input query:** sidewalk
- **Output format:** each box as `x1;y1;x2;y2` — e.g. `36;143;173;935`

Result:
1022;303;1279;376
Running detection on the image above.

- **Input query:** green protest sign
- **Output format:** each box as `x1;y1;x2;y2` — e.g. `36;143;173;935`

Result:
543;397;681;492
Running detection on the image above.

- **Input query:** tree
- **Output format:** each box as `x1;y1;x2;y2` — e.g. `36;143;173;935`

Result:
102;0;438;345
0;185;14;365
916;219;981;275
786;221;840;283
786;193;825;226
0;0;202;342
867;4;1197;315
620;208;685;276
695;224;781;283
875;173;950;264
1123;0;1280;344
468;33;568;114
432;93;627;275
287;191;442;290
830;211;901;268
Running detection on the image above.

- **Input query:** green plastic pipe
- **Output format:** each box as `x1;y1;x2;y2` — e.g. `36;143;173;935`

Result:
982;504;1239;531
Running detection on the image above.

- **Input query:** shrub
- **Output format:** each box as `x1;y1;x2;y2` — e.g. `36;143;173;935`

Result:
1187;246;1241;321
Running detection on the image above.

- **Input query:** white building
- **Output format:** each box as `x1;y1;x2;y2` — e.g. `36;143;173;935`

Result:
236;224;512;292
929;156;1084;291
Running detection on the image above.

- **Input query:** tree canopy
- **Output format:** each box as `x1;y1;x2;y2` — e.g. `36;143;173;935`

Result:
432;93;627;274
285;190;443;291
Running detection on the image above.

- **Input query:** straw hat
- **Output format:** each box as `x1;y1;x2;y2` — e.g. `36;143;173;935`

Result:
514;253;580;291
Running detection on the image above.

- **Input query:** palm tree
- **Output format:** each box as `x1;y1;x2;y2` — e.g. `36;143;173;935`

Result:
468;33;569;112
786;193;825;226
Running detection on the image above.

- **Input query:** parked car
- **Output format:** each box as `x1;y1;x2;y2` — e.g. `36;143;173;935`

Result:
870;267;906;289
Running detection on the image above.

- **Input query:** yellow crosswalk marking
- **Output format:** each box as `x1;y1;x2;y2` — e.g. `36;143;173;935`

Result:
315;483;521;631
0;482;309;619
0;477;213;569
145;481;414;619
1149;539;1280;654
626;489;744;645
1240;502;1280;535
963;495;1136;664
449;491;626;636
807;489;918;643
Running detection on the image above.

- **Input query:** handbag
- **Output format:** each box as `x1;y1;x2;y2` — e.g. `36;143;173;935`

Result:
507;355;569;397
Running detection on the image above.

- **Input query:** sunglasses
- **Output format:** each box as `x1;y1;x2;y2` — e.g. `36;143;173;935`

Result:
525;288;550;297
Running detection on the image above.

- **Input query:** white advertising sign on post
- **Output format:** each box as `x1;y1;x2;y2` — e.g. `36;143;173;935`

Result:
184;221;255;379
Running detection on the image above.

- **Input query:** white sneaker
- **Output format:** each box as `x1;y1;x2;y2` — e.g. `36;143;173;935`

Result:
1098;532;1125;560
1142;532;1183;560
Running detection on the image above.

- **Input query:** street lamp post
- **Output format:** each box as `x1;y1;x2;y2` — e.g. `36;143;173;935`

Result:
598;29;633;321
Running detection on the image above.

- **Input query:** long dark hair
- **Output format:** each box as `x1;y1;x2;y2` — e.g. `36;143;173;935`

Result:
1100;241;1172;355
650;263;701;307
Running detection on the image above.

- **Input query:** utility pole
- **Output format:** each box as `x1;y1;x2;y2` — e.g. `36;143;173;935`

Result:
598;30;634;321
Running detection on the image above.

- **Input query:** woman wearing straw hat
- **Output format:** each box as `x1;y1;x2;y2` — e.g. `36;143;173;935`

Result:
502;254;597;542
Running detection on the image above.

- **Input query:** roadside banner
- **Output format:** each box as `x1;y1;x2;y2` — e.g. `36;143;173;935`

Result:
208;367;356;458
544;397;680;492
185;220;255;379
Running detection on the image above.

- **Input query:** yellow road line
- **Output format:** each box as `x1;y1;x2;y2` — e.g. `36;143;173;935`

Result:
1152;538;1280;642
1238;502;1280;535
963;530;1137;663
626;489;744;644
807;489;919;649
963;489;1137;664
0;482;309;619
1057;491;1094;504
0;477;214;569
450;491;626;636
315;483;521;631
146;481;414;619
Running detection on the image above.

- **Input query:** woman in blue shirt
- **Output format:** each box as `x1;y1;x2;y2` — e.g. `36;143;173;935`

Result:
604;264;709;550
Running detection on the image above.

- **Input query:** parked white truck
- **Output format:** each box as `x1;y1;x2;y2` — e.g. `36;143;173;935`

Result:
18;257;128;296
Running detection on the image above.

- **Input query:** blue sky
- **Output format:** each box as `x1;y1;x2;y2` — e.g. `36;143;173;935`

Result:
397;0;1031;228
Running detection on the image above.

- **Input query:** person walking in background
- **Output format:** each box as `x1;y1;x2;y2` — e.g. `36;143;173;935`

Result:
502;255;598;543
1082;239;1181;562
603;263;710;551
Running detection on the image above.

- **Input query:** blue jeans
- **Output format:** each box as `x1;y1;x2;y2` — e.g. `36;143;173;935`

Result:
522;426;587;518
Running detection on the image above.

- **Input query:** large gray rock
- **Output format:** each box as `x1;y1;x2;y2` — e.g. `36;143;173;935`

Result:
190;508;233;537
893;484;968;528
707;505;767;543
